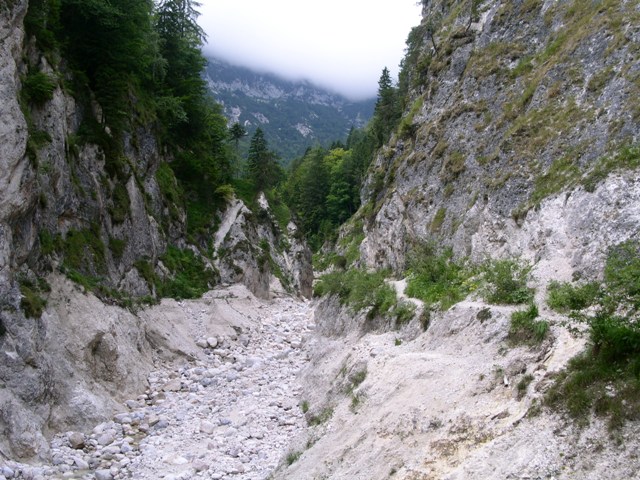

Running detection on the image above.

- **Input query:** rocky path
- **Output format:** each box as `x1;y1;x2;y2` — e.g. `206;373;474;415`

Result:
2;290;314;480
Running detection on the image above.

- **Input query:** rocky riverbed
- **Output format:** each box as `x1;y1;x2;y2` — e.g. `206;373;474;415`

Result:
0;286;314;480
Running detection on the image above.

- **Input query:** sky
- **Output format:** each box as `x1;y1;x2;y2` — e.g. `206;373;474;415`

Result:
198;1;423;100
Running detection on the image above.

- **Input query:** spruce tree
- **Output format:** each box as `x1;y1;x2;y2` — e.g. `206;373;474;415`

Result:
247;128;282;192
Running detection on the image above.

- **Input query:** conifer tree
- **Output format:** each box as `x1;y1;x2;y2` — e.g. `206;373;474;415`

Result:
372;67;400;146
246;128;282;192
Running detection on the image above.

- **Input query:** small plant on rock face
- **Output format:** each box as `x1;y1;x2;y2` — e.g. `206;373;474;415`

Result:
509;303;549;345
301;400;309;414
483;259;533;305
286;450;301;466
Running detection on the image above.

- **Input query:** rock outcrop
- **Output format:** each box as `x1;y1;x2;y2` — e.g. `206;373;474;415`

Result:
358;0;640;275
0;0;312;461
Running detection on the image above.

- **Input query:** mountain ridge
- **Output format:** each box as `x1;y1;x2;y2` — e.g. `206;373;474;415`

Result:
205;57;376;162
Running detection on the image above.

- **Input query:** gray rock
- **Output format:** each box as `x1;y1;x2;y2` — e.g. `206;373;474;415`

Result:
200;421;215;434
94;470;112;480
68;432;85;450
97;433;115;446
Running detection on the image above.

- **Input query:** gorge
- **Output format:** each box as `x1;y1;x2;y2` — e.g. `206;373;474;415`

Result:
1;0;640;479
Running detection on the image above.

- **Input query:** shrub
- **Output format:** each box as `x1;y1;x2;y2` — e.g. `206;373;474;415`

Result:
546;240;640;429
109;183;130;224
483;259;533;304
307;407;333;426
546;280;599;312
509;304;549;345
286;451;301;466
394;300;416;326
405;243;476;310
19;279;47;318
109;238;127;260
159;246;217;300
22;70;56;105
314;269;398;320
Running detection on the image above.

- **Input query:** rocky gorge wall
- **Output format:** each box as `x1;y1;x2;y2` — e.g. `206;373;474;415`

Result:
358;0;640;275
0;0;311;461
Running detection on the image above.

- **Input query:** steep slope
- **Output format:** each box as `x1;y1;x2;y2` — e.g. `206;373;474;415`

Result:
205;57;376;162
0;0;311;462
358;0;639;272
274;0;640;478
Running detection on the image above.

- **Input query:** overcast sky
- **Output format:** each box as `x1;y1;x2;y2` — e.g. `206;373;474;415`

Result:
198;1;423;100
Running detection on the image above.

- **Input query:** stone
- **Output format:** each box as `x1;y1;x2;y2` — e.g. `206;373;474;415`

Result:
94;470;112;480
73;457;89;470
200;421;215;435
97;433;115;447
162;379;182;392
207;337;219;348
68;432;85;450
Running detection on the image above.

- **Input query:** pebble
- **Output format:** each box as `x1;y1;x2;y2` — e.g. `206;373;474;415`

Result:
1;293;313;480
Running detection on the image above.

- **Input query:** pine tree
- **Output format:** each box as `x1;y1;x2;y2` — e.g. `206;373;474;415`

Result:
246;128;282;192
228;122;247;151
372;67;400;147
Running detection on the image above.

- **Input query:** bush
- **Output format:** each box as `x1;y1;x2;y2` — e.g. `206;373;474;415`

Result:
547;280;600;312
22;70;56;105
109;183;130;224
509;303;549;345
483;259;533;304
405;243;476;310
19;279;48;318
159;246;217;300
314;269;398;321
546;240;640;429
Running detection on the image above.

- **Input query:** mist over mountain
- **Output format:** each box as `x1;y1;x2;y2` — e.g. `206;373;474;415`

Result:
205;57;376;163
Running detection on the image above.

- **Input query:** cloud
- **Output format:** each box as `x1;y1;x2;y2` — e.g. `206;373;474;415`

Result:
198;0;422;100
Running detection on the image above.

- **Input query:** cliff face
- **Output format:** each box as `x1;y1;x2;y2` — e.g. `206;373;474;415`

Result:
359;0;640;275
0;0;311;460
283;2;640;478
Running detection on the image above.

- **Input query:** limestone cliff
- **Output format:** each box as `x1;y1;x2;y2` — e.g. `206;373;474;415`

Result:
282;1;640;478
0;0;311;461
358;0;640;275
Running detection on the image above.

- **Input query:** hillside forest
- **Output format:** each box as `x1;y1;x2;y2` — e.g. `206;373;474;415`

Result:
23;0;403;253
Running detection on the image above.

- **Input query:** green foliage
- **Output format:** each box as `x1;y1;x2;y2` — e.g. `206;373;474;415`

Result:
516;374;535;399
19;278;48;318
509;304;549;345
286;451;302;466
372;67;401;147
547;240;640;429
109;183;130;224
21;70;57;106
405;244;476;310
307;407;334;426
583;145;640;192
109;238;127;260
547;280;599;312
397;96;423;139
314;269;398;321
430;207;447;232
301;400;309;414
285;139;372;251
394;301;417;326
24;0;62;55
530;155;581;206
246;128;283;192
482;259;533;305
62;225;106;275
158;246;217;299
